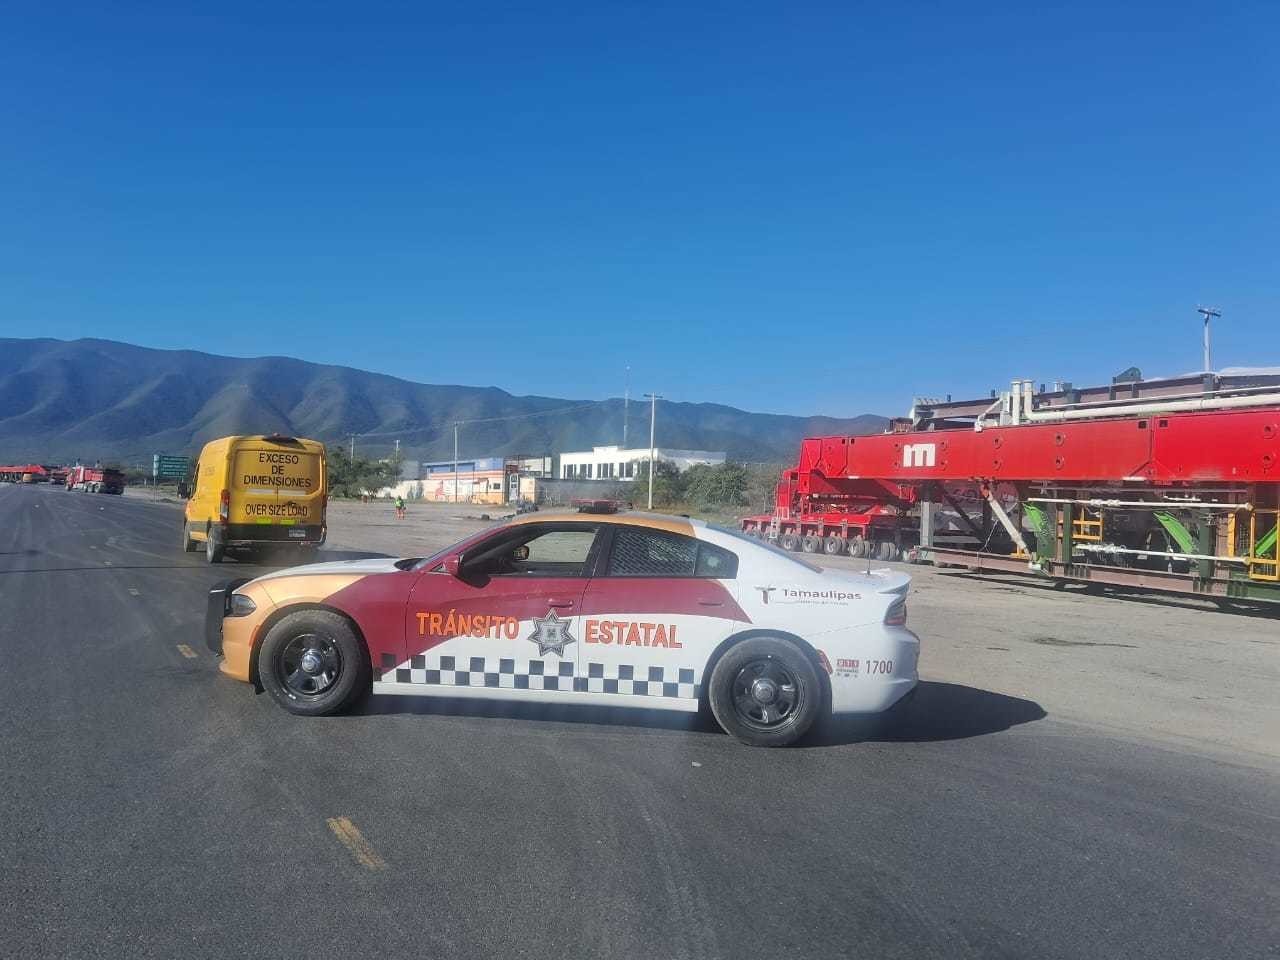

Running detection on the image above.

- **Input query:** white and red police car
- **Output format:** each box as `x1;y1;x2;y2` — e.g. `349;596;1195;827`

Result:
207;512;918;746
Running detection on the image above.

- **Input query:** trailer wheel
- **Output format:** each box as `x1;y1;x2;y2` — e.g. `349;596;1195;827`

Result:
778;532;800;551
801;535;822;553
822;536;846;556
850;538;868;558
877;541;899;561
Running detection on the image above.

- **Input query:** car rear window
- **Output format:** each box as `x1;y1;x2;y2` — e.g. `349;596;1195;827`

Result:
606;527;738;579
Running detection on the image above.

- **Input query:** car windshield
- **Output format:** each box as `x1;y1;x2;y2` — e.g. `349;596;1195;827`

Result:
709;523;823;572
411;527;498;570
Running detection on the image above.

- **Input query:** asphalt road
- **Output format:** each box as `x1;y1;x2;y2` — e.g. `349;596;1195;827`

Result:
1;484;1276;960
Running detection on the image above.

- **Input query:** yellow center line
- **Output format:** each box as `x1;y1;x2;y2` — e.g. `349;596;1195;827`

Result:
176;644;198;659
326;817;387;871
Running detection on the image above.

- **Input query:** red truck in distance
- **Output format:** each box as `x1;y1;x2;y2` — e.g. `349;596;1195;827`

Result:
66;465;125;495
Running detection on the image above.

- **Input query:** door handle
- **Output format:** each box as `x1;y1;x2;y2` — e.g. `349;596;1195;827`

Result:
547;599;575;609
697;598;724;607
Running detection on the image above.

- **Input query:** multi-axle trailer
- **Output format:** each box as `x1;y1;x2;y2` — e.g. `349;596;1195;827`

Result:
742;370;1280;606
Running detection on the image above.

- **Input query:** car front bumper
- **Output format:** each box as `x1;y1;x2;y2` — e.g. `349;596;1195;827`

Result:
204;578;260;682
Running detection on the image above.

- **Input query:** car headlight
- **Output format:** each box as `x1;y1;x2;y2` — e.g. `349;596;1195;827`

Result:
229;593;257;617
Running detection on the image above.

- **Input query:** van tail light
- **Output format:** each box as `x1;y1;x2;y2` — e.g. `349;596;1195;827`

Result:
219;489;230;523
884;599;907;627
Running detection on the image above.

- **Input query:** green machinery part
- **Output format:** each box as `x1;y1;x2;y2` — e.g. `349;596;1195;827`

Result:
1254;522;1278;559
1022;502;1054;560
1153;510;1197;555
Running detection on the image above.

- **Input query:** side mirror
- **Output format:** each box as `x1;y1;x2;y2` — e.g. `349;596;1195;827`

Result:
443;556;463;578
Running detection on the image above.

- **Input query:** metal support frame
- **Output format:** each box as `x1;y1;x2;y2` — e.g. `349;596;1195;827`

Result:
918;489;936;549
981;486;1035;566
939;487;985;539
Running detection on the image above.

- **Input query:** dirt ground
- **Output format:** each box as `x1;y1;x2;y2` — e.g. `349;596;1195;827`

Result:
133;490;1280;766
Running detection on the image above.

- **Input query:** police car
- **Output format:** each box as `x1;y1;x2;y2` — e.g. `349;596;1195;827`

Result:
206;512;918;746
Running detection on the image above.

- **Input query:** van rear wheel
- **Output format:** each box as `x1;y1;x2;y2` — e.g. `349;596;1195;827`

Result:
205;528;225;564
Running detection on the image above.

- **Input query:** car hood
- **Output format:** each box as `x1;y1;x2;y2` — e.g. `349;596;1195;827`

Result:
250;557;405;584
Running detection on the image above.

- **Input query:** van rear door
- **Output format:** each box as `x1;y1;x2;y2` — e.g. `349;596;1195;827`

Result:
233;441;324;539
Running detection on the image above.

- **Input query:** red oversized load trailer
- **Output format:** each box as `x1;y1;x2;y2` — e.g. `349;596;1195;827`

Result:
744;371;1280;606
0;464;50;483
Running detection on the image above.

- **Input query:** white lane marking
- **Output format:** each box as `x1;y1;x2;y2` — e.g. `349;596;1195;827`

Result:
176;644;197;659
128;588;140;597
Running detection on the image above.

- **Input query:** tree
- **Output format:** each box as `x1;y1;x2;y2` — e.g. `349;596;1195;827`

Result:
326;447;400;498
682;461;749;509
615;458;685;508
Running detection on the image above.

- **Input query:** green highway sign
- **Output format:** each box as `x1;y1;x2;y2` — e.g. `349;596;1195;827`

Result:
152;454;190;480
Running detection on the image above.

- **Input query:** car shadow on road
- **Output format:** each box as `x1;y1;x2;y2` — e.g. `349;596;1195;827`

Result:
355;693;716;736
354;680;1045;747
807;681;1046;747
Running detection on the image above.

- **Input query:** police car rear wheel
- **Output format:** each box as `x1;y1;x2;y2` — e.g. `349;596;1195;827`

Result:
259;610;369;717
708;637;821;747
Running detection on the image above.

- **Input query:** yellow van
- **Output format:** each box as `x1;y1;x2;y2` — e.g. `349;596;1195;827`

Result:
183;435;327;563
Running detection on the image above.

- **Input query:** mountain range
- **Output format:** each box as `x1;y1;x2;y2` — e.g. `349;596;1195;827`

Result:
0;338;888;465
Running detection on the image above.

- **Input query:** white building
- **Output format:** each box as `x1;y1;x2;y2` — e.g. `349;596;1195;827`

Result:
558;445;726;481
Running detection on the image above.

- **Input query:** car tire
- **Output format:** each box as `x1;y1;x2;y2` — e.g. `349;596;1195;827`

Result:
708;636;822;747
182;522;198;553
258;610;370;717
822;536;845;556
801;535;822;554
206;527;225;564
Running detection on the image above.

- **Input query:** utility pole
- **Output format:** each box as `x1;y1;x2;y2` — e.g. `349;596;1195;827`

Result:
1196;306;1221;372
453;422;459;503
393;438;400;458
644;393;662;510
623;365;630;448
350;434;356;459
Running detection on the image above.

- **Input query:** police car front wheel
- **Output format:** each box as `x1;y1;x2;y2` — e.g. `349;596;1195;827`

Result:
708;636;822;747
258;610;370;717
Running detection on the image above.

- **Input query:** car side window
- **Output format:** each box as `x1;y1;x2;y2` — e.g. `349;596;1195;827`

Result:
469;526;600;578
695;541;738;578
605;528;738;579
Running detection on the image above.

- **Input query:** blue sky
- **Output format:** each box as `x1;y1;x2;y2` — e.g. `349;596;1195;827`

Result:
1;2;1276;417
